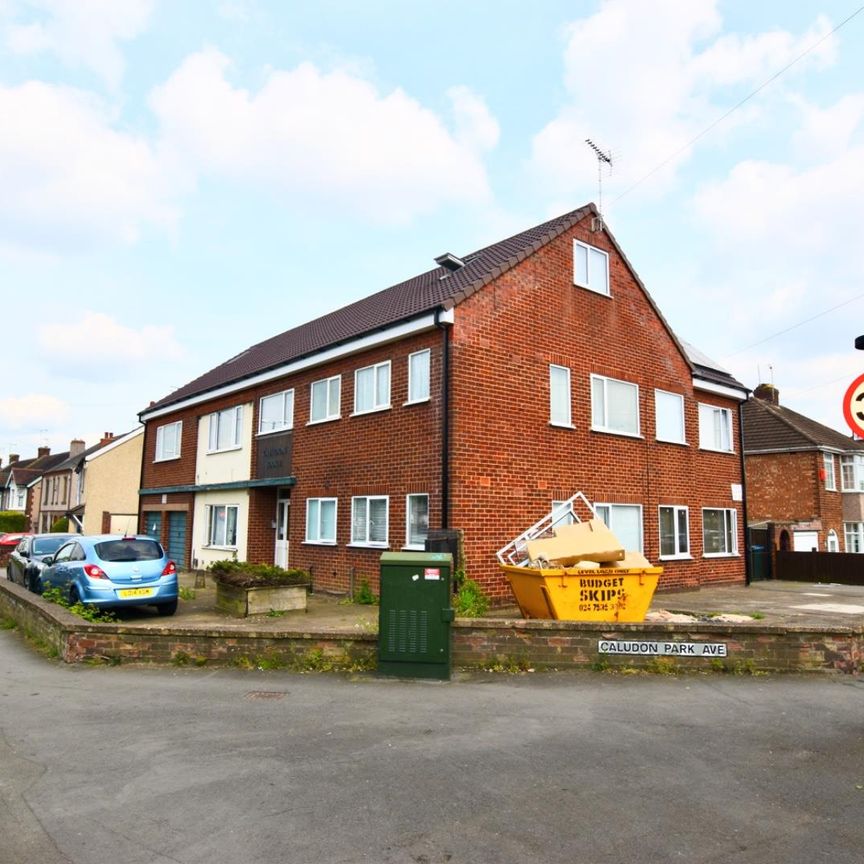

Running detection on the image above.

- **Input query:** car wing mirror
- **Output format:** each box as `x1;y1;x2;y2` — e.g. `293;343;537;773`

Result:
42;556;54;566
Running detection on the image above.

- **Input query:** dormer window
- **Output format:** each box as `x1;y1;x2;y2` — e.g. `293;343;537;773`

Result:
573;240;609;296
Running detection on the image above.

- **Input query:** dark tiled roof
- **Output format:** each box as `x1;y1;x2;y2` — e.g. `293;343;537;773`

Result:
742;398;864;453
144;205;597;413
4;453;70;486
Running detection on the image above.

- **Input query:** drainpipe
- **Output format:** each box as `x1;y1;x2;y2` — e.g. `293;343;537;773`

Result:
738;400;752;585
434;307;452;529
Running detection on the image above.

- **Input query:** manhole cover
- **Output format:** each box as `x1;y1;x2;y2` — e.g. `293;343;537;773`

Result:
245;691;287;700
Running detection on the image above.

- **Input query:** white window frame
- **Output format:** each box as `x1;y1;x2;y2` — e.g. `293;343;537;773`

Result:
155;420;182;462
594;503;643;553
591;374;640;437
573;239;610;296
702;508;738;557
655;389;686;445
309;376;341;424
206;504;238;548
258;389;294;435
659;505;690;559
353;361;391;415
827;529;840;552
350;495;389;547
549;365;573;427
305;497;337;545
208;406;243;453
845;522;864;553
823;453;836;491
405;493;429;550
406;349;431;404
698;403;733;453
840;454;864;491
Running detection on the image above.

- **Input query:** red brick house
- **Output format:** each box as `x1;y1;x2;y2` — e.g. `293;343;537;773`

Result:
742;383;864;556
138;204;748;601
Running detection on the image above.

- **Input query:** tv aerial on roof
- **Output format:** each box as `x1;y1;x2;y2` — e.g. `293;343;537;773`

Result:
585;139;614;230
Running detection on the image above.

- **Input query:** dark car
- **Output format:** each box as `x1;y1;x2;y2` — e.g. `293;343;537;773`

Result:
39;534;178;616
7;533;77;591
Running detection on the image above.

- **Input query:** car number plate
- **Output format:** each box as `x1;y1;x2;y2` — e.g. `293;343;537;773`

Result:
117;587;156;598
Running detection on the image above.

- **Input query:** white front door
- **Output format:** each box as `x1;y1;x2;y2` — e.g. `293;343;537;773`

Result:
275;498;290;568
793;530;818;552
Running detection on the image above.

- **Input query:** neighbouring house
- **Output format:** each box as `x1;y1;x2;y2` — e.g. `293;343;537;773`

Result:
33;437;115;533
1;448;70;529
80;427;144;536
742;383;864;566
137;204;749;601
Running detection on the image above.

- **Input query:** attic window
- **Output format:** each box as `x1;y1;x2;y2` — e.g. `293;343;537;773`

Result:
435;252;465;272
573;240;609;296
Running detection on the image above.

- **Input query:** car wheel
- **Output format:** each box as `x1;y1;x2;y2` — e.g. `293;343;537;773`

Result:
68;585;80;605
156;599;178;617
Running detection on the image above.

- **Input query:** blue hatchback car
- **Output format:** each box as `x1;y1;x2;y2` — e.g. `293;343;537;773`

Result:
39;534;178;616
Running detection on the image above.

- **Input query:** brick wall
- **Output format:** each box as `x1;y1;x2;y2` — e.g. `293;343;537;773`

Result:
745;450;845;549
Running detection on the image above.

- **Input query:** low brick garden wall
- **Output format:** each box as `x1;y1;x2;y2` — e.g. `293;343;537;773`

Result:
2;580;862;673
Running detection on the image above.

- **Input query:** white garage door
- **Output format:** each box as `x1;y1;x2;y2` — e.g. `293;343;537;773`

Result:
793;530;818;552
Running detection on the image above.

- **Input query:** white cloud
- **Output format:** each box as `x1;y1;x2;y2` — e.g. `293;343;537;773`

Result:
527;0;839;206
3;0;154;88
791;92;864;160
150;49;496;223
37;312;184;378
0;394;70;430
0;81;176;254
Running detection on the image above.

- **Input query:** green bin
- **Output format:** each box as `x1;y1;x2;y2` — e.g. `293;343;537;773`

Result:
378;551;454;680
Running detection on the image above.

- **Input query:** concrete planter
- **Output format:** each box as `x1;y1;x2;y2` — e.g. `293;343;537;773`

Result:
215;581;308;617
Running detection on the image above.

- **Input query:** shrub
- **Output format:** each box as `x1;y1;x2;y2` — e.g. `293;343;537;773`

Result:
453;573;489;618
352;579;378;605
0;511;27;532
207;559;310;589
50;517;69;532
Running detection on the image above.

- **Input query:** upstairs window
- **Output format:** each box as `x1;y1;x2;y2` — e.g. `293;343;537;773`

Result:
840;455;864;491
655;390;686;444
208;406;243;452
549;365;572;427
407;350;431;403
698;404;733;453
354;361;391;414
573;240;609;296
259;389;294;435
823;453;836;491
155;421;182;461
310;376;341;423
591;375;640;436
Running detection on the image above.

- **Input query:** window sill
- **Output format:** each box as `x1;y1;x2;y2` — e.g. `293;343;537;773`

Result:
698;446;735;455
347;543;390;550
659;554;694;562
549;421;576;430
591;427;643;439
403;398;430;407
302;540;337;546
656;438;689;447
203;545;238;551
574;281;611;298
306;416;341;426
206;446;243;455
153;455;181;463
703;553;739;559
257;427;293;437
402;544;426;551
350;405;391;418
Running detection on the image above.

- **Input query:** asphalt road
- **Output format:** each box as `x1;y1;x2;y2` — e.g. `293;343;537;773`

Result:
1;627;863;864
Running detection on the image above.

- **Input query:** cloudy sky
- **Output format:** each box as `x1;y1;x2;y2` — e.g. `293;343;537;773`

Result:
2;0;864;459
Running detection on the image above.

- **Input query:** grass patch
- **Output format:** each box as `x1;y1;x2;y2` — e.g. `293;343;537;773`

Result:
454;573;489;618
178;586;196;601
0;617;17;630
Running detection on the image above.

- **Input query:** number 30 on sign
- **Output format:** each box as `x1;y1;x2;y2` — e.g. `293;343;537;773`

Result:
843;372;864;438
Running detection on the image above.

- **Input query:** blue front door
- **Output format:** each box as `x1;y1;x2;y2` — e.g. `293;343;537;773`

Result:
167;512;187;570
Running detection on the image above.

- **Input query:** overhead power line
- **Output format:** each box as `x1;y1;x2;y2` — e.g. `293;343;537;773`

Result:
613;4;864;205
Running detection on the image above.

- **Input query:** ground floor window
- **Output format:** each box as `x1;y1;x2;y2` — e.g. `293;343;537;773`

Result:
659;505;689;558
702;508;737;556
306;498;337;544
827;529;840;552
844;522;864;553
207;504;238;547
351;496;388;546
406;494;429;548
594;503;643;552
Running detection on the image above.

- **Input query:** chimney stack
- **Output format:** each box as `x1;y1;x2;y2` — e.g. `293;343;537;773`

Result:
69;439;86;458
754;383;779;405
99;432;115;446
9;453;19;465
37;446;50;458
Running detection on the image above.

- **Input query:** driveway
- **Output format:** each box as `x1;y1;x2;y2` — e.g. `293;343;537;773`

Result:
1;626;863;864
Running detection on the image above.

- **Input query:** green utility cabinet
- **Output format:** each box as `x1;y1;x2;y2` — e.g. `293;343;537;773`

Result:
378;551;454;680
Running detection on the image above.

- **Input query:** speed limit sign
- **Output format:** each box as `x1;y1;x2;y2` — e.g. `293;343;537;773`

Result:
843;373;864;437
